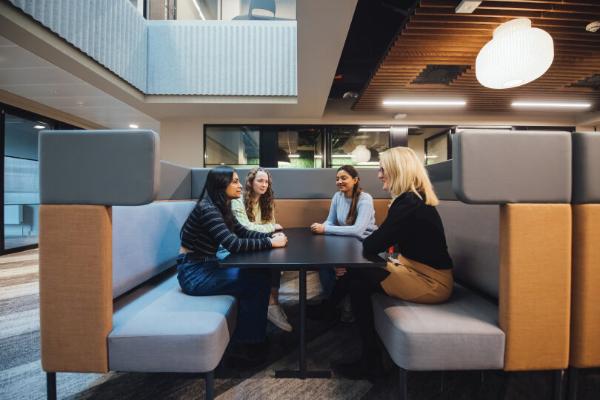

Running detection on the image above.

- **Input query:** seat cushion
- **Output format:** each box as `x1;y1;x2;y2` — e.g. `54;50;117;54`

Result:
108;274;236;373
372;284;505;371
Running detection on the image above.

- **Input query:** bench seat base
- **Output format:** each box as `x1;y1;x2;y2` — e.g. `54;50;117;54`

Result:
373;284;505;371
109;274;236;373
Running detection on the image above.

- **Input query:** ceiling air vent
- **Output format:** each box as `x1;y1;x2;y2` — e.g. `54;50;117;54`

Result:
571;74;600;90
411;65;469;85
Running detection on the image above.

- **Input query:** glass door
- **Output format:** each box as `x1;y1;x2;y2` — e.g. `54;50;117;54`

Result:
2;111;48;252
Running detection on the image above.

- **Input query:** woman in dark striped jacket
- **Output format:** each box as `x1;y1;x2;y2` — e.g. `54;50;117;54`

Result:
177;166;288;358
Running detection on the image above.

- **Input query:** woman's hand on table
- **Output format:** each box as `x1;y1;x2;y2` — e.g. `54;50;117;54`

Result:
274;223;283;231
335;267;347;278
310;223;325;234
270;234;288;248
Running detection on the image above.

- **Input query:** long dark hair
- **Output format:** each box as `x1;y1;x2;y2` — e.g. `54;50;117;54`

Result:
198;165;237;230
244;167;275;223
338;165;362;225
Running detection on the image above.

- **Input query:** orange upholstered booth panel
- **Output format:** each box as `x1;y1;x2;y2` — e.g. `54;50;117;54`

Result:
274;199;389;228
570;204;600;368
499;204;571;371
39;205;113;373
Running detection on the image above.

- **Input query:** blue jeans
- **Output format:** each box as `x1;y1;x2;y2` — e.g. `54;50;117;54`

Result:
319;268;337;298
176;253;271;343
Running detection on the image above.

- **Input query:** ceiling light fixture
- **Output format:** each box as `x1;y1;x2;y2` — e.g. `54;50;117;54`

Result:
457;125;513;130
586;21;600;33
393;113;407;119
358;127;391;132
351;145;371;163
511;101;591;109
383;100;466;107
476;18;553;89
455;0;482;14
129;124;139;129
34;125;46;129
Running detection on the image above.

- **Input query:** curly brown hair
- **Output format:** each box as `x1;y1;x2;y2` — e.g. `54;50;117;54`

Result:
244;167;275;223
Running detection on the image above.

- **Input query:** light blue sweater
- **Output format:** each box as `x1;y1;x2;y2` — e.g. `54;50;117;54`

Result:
323;191;377;240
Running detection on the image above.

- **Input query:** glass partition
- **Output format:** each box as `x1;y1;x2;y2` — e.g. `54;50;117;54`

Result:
146;0;296;20
205;126;260;167
3;113;44;250
330;127;389;168
277;127;323;168
424;131;452;166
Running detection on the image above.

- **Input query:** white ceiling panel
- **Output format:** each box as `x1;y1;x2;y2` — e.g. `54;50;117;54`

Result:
0;36;159;131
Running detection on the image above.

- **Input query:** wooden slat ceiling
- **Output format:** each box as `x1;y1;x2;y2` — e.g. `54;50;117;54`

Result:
354;0;600;113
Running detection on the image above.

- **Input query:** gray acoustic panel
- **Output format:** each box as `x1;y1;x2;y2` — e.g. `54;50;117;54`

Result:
191;167;389;199
112;201;195;298
572;132;600;204
437;201;500;299
39;130;159;205
158;161;192;200
427;161;457;201
453;130;571;204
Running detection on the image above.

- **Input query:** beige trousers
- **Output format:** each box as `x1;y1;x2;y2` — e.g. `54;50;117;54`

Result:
380;255;453;304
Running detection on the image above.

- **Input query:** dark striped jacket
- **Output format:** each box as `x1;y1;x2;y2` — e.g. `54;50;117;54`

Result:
181;198;272;257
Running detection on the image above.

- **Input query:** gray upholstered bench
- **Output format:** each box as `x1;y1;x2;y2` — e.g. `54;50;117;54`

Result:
373;284;504;371
39;130;233;400
109;275;236;374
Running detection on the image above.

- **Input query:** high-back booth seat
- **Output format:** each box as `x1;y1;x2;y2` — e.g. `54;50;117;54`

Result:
569;132;600;399
370;130;573;399
38;130;390;400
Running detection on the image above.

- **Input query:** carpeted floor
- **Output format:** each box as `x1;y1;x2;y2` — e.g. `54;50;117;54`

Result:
1;249;598;400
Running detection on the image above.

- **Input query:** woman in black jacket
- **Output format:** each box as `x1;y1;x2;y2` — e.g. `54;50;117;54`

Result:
315;147;453;379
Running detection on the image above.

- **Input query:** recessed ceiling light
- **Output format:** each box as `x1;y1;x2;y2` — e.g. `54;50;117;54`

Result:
34;125;46;129
129;124;139;129
358;127;391;132
393;113;407;120
383;99;466;107
511;101;591;109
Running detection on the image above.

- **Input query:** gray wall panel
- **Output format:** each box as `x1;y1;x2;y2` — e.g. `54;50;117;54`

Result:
39;130;159;205
427;161;457;201
159;161;192;200
437;201;500;299
453;130;571;204
572;132;600;204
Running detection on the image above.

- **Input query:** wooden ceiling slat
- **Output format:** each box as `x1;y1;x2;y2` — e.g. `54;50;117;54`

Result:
410;14;588;28
416;7;600;22
483;0;600;6
419;0;600;15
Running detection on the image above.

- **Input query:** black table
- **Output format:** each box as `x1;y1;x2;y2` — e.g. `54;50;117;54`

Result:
219;227;386;379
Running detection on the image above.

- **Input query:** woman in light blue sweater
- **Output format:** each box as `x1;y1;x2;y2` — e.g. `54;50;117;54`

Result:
311;165;377;296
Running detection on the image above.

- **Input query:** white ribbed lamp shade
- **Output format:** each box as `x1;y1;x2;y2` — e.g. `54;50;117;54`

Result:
351;145;371;163
476;18;554;89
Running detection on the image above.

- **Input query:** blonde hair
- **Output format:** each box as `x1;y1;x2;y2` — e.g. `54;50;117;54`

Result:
379;147;439;206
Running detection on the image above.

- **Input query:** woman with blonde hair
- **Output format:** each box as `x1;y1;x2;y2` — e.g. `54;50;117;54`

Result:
322;147;454;379
231;167;292;332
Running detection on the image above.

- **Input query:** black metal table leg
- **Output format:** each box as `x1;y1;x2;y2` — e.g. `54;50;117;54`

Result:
275;268;331;379
47;372;56;400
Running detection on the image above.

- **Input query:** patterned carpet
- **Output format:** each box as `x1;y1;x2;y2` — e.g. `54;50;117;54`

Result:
1;249;598;400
